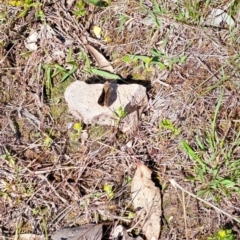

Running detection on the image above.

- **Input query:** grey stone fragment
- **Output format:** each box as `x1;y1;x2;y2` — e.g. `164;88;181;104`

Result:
64;81;148;132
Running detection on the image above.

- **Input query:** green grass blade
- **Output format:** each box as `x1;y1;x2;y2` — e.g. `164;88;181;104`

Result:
90;68;121;79
180;140;209;171
61;64;77;82
211;89;224;143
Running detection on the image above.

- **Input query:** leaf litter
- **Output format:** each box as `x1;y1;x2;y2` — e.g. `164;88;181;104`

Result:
1;0;240;239
131;160;162;240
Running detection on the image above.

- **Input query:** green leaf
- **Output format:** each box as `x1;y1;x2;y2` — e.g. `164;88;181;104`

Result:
195;135;205;150
180;55;188;63
180;140;209;171
156;61;166;70
147;10;160;26
160;119;180;135
129;55;152;63
90;68;121;79
61;64;77;82
220;179;235;188
114;106;127;119
150;48;164;57
212;168;219;177
153;0;161;13
122;55;132;63
67;47;73;62
103;184;114;199
2;147;15;168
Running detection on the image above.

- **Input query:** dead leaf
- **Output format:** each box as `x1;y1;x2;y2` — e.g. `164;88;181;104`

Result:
86;44;114;72
51;224;103;240
16;234;45;240
131;160;162;240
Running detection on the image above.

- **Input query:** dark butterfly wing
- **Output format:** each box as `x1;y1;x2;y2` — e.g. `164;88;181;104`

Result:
103;86;112;106
98;81;112;107
98;88;105;106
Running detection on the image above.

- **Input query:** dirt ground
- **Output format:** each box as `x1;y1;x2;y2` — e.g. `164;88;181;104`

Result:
0;1;240;239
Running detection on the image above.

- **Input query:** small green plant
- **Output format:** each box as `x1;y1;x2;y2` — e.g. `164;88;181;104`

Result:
44;135;52;148
123;54;166;70
114;106;128;125
70;122;82;140
103;184;114;199
168;0;204;25
42;61;77;98
185;0;202;23
123;50;187;71
35;6;45;20
207;229;236;240
125;176;132;184
127;211;135;219
43;47;77;85
1;147;15;168
9;0;44;19
73;122;82;135
160;119;181;136
79;49;121;79
73;0;86;19
180;90;240;198
150;48;188;69
152;0;165;14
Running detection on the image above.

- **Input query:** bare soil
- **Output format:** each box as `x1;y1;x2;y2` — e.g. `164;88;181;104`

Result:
0;1;240;239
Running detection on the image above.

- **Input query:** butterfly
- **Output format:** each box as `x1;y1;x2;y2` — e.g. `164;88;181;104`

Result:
97;81;113;107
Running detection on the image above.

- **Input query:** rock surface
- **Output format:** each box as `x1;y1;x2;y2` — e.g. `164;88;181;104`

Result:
64;81;148;132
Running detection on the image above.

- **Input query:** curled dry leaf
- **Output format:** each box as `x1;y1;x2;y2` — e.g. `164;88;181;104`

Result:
86;44;114;72
131;160;162;240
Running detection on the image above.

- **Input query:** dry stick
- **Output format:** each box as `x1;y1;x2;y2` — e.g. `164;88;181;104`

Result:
182;191;188;240
157;79;171;87
170;179;240;224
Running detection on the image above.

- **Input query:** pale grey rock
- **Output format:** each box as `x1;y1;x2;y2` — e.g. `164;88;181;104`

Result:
64;81;148;132
112;225;143;240
203;8;235;28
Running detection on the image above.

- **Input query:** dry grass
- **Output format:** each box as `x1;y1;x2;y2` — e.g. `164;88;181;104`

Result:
0;0;240;239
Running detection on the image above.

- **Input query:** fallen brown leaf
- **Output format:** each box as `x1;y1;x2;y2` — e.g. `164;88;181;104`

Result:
86;44;114;72
131;160;162;240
